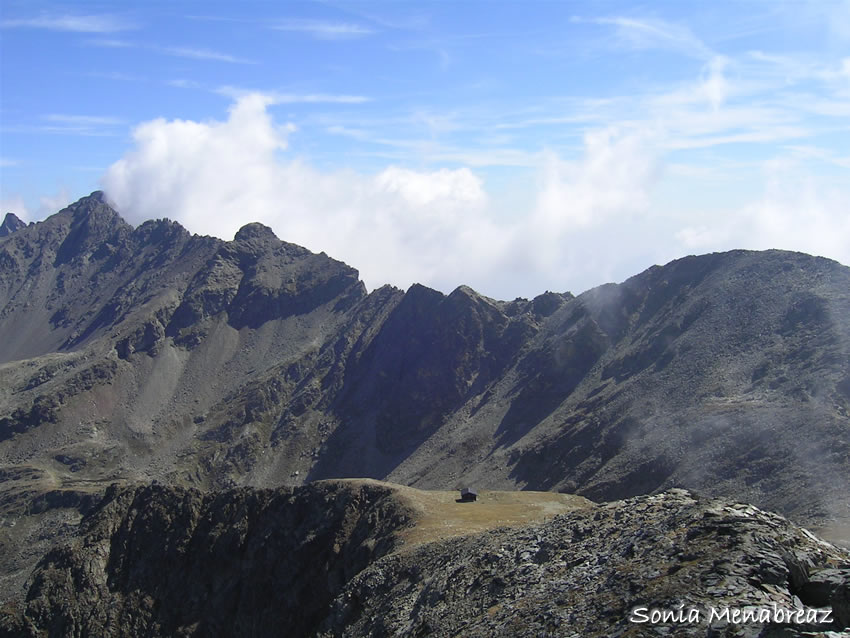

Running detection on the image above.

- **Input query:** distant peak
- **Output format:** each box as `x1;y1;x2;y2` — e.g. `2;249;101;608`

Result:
52;193;131;265
63;190;121;221
234;222;279;243
450;285;477;297
448;285;494;307
0;212;27;237
531;291;569;317
69;190;108;210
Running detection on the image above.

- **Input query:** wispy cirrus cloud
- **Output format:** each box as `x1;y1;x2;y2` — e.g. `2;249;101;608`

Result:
1;13;135;33
44;114;125;126
272;93;371;104
168;79;204;90
785;145;850;169
578;15;714;60
84;39;254;64
85;38;135;48
0;191;70;224
272;19;375;40
0;114;127;137
157;46;256;64
216;86;370;104
83;71;143;82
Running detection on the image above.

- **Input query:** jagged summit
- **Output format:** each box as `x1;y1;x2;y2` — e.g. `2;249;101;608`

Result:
1;193;850;617
234;221;279;242
0;192;365;361
60;189;114;220
0;212;27;237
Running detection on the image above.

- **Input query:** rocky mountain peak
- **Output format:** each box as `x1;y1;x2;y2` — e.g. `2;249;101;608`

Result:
530;289;570;317
54;192;131;265
132;217;192;245
234;221;279;243
63;190;112;218
0;212;27;238
2;194;850;633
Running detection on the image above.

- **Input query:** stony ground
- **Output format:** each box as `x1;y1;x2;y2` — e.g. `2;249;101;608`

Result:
1;481;849;637
320;487;850;638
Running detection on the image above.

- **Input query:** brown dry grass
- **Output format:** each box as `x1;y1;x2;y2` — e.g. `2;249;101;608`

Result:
332;479;593;550
812;522;850;550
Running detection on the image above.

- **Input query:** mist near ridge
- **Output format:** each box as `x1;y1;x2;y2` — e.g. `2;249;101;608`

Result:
97;94;850;301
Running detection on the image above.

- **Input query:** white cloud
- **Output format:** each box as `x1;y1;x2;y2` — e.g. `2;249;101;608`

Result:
37;191;72;219
585;16;714;60
102;94;290;237
674;159;850;267
99;93;850;300
533;128;658;233
786;145;850;169
1;13;134;33
700;56;731;109
83;39;255;65
157;46;255;64
85;38;135;48
101;95;667;298
649;55;735;113
1;190;70;224
374;166;484;207
272;19;375;40
524;127;661;277
85;71;142;82
1;195;28;220
167;79;203;90
216;86;370;103
739;161;850;262
44;114;124;126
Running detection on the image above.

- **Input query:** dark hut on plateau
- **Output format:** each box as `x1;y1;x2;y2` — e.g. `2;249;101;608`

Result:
459;488;478;502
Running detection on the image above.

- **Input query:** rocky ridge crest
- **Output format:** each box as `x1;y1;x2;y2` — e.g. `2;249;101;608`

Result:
1;194;849;619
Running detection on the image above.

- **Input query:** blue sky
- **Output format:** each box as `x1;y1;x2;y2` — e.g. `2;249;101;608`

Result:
1;1;849;299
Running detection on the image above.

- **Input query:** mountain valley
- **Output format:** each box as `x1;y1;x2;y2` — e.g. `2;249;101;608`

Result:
1;192;849;635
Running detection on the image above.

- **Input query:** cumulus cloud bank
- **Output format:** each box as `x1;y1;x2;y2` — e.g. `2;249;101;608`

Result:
677;159;850;261
101;94;850;299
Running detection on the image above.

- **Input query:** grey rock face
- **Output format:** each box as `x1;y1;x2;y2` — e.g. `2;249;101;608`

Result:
799;568;850;607
321;491;850;638
833;579;850;628
0;213;27;238
3;485;849;638
2;481;413;637
1;193;850;614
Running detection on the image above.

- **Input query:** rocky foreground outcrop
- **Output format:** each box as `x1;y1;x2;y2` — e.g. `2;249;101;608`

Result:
0;481;413;637
2;482;849;637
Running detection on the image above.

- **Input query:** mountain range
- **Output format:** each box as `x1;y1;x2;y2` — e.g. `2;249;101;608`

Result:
0;192;849;634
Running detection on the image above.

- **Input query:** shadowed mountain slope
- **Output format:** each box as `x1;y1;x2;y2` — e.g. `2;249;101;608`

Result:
1;193;849;606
